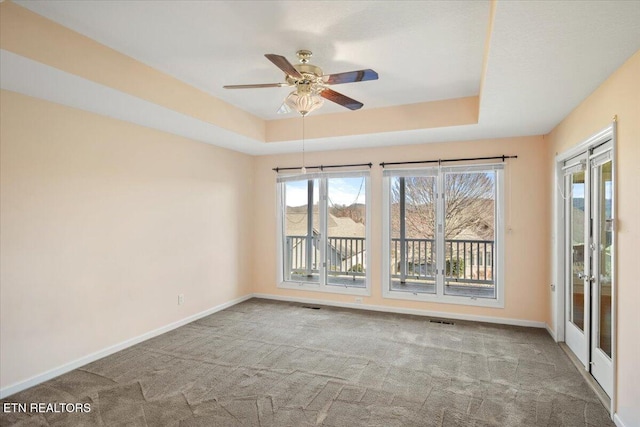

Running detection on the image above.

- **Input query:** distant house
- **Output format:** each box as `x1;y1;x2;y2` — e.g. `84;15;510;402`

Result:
571;205;586;273
285;211;366;275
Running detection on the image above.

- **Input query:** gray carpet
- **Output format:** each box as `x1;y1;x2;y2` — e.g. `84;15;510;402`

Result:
1;298;613;426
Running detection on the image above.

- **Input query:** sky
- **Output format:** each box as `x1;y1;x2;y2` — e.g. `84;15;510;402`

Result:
285;177;366;207
572;182;612;199
284;174;608;207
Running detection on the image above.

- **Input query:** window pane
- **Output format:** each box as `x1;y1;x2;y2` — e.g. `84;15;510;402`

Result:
283;179;319;283
444;171;496;298
390;176;437;294
570;171;585;331
598;161;612;357
326;177;367;288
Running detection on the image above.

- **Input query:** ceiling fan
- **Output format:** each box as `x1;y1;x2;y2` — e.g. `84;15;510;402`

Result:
223;50;378;116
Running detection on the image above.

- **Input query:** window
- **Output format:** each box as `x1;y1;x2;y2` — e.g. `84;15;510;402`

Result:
382;164;504;307
277;171;370;295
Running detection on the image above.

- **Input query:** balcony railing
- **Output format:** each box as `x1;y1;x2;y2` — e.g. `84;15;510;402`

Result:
285;235;493;286
391;238;494;285
286;235;319;276
285;235;366;279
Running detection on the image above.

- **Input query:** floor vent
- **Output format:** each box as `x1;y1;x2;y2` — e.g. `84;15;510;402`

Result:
430;319;454;325
302;305;321;310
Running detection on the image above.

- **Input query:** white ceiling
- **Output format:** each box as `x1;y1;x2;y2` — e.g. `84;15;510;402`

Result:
13;0;490;119
4;1;640;155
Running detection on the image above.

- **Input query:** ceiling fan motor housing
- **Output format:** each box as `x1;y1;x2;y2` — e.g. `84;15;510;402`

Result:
286;63;324;90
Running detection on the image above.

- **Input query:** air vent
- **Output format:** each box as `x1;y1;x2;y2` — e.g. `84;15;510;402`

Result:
429;319;454;325
302;305;321;310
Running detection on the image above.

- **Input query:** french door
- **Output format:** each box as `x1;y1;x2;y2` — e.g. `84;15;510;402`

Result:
563;141;613;397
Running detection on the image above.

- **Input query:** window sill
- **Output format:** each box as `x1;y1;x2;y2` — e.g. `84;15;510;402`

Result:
278;281;371;297
382;289;504;308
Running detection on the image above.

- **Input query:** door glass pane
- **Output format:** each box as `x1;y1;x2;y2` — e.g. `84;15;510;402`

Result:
283;179;319;283
444;171;496;298
326;176;366;288
570;171;585;330
598;161;613;357
389;176;437;294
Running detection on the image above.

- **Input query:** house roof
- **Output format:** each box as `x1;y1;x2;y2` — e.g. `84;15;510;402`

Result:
2;1;639;154
286;212;365;239
330;217;367;239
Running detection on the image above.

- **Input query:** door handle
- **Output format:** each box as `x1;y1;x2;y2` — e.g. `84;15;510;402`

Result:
577;272;595;282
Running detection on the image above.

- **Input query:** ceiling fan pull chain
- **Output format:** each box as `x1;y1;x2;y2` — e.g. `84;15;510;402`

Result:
301;115;306;174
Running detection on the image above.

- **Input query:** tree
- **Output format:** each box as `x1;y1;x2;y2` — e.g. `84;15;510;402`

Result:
391;173;494;240
329;203;366;224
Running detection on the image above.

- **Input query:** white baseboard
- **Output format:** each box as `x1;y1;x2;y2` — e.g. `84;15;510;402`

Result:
0;294;252;399
545;323;557;341
252;293;547;329
613;413;628;427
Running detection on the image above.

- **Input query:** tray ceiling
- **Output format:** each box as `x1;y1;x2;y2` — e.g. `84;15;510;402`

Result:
2;0;639;154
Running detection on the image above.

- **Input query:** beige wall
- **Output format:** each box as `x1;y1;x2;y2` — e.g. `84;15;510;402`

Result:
0;90;255;389
546;50;640;426
252;136;550;323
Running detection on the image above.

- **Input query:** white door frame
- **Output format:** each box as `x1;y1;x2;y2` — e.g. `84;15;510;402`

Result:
551;122;616;416
562;152;590;367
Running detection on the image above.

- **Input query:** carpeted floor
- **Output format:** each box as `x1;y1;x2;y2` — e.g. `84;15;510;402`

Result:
1;298;613;426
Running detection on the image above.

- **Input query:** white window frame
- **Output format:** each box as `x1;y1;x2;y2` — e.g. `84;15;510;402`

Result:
382;164;505;308
276;170;371;296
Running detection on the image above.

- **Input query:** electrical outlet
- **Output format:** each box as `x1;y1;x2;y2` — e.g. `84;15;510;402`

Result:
354;297;363;304
178;294;184;305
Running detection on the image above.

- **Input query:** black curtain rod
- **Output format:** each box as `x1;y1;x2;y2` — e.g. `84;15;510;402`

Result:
380;155;517;168
273;162;373;172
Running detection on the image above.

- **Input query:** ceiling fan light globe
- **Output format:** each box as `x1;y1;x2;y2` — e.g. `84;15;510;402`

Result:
284;91;324;116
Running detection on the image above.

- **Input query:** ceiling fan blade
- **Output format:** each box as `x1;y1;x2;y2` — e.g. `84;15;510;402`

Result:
325;69;378;85
265;54;303;79
320;88;363;110
223;83;289;89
